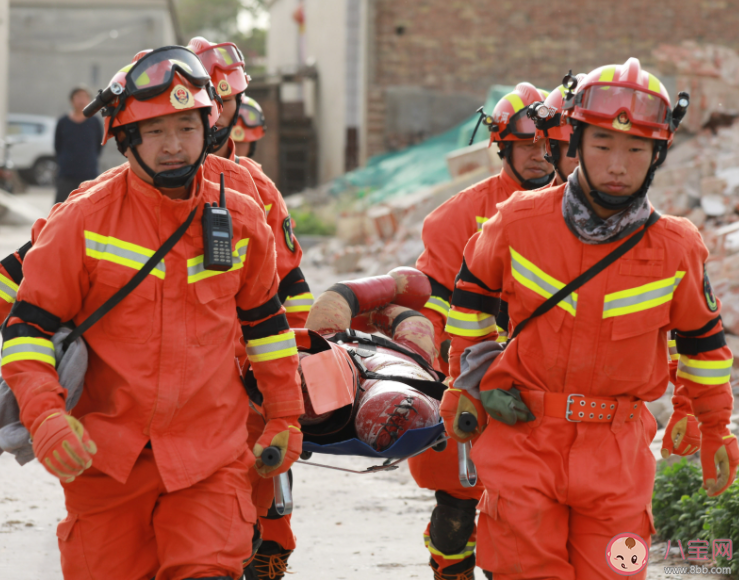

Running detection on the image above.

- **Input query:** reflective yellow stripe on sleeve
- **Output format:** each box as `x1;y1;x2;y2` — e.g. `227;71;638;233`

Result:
603;272;685;319
84;231;166;279
476;216;489;231
0;273;19;304
668;339;679;362
264;204;273;219
510;247;577;316
284;293;314;313
1;337;55;367
246;331;298;363
495;325;508;343
676;356;733;386
187;239;249;283
424;295;450;317
445;310;496;338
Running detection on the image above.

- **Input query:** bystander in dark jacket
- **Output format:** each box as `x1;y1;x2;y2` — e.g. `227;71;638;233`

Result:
54;87;103;204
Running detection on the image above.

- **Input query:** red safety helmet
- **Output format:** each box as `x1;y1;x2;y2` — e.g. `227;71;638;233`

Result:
560;58;690;210
484;83;550;143
85;46;222;189
187;37;249;151
563;57;675;143
99;48;220;146
480;83;554;190
187;37;248;97
231;95;266;143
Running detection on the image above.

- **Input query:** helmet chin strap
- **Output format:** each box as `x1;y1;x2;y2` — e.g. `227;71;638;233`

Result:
502;142;555;190
546;140;569;184
123;108;214;190
210;93;242;153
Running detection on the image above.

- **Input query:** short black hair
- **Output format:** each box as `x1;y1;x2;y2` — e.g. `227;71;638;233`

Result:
69;86;91;101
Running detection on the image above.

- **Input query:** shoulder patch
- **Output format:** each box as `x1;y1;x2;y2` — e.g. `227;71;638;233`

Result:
704;265;718;312
283;217;296;253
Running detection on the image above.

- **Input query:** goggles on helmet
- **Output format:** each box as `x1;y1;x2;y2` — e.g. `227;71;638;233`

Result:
124;46;211;101
197;42;245;76
506;108;537;139
577;84;669;128
238;102;265;128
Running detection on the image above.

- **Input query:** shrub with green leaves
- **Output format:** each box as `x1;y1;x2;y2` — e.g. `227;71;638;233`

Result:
291;209;336;236
704;483;739;577
653;459;706;541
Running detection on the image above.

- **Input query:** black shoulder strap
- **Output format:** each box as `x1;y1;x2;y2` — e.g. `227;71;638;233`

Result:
61;206;197;350
345;350;447;401
510;211;661;341
328;329;442;380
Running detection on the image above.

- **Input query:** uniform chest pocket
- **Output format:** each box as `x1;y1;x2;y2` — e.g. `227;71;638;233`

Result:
602;269;674;382
515;287;567;370
94;263;158;344
191;273;241;346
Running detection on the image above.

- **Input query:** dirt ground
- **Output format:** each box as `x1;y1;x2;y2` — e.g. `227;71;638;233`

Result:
0;187;731;579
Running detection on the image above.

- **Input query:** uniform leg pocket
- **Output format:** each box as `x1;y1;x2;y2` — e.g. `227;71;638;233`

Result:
477;490;524;575
57;513;93;580
217;487;257;570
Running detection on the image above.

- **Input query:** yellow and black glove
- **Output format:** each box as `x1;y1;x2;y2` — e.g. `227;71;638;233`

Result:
253;417;302;477
31;410;97;483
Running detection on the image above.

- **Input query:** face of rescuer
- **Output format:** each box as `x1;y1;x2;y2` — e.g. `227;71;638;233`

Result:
213;96;238;157
554;141;579;182
503;139;553;183
124;110;204;193
579;124;655;199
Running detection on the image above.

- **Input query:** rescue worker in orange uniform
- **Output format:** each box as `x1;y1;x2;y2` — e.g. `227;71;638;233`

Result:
232;95;266;159
188;37;313;326
411;83;555;580
441;58;738;580
1;48;304;580
0;44;311;330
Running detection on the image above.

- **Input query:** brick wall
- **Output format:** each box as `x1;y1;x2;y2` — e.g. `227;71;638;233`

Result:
366;0;739;157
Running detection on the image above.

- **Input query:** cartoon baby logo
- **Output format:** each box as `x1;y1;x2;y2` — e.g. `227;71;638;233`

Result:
169;84;194;109
606;533;649;576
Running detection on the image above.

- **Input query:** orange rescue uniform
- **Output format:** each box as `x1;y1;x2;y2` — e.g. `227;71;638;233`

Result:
1;167;304;580
447;184;734;579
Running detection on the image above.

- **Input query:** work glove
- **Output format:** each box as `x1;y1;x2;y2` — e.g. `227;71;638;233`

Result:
440;388;485;443
660;412;701;458
700;431;739;497
31;410;97;483
480;387;535;426
253;417;302;478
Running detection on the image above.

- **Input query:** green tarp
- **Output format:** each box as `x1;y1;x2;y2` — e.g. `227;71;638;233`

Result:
331;85;514;204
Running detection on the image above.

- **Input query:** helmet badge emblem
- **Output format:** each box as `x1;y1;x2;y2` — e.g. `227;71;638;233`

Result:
170;84;194;109
217;79;232;96
612;111;632;132
231;125;245;141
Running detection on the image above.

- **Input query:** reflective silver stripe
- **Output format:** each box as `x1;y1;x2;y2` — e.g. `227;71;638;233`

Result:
510;254;576;314
0;274;18;303
604;285;674;312
425;296;450;314
447;318;492;331
246;332;298;362
84;235;165;277
677;359;732;379
1;342;54;358
285;298;314;308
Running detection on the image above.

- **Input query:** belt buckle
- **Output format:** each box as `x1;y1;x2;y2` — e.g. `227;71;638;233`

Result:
566;394;585;422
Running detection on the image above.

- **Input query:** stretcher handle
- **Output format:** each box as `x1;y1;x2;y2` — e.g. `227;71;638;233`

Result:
458;412;478;433
273;472;293;516
260;446;282;467
458;441;478;488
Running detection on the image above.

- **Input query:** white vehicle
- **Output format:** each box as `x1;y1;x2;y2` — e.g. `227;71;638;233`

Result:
5;113;58;186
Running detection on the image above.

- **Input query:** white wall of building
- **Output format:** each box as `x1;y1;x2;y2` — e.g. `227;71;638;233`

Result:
0;0;9;144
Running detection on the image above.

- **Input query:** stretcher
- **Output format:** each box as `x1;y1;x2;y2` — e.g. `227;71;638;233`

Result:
265;414;479;516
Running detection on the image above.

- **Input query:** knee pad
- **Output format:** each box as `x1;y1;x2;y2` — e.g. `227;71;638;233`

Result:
265;469;293;520
429;491;478;556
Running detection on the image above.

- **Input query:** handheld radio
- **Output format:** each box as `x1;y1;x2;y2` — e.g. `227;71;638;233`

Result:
202;173;234;271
